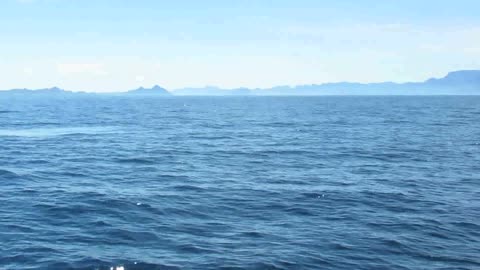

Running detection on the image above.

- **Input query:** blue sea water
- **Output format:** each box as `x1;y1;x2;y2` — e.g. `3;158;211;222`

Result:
0;96;479;270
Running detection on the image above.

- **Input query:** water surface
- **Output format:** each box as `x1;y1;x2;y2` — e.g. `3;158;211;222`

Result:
0;96;479;270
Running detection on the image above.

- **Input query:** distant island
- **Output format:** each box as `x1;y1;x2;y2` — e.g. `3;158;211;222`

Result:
1;70;479;96
125;85;170;95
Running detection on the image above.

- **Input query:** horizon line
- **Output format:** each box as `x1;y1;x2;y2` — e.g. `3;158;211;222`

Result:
0;69;478;93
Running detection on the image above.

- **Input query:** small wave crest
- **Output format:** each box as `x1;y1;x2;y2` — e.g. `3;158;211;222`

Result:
42;261;181;270
114;157;156;165
0;168;19;178
0;126;117;137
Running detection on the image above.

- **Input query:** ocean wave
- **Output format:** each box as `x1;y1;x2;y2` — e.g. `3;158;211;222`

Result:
114;157;156;165
0;168;19;178
40;261;181;270
0;126;117;137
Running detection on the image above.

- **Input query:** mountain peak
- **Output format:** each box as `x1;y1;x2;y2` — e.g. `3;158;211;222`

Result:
48;86;63;92
127;85;170;95
445;70;480;78
439;70;480;84
151;85;166;90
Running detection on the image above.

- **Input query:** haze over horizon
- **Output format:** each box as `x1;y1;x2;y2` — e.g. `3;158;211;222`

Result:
1;0;480;92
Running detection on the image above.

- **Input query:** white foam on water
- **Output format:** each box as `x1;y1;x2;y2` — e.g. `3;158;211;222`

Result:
0;126;117;138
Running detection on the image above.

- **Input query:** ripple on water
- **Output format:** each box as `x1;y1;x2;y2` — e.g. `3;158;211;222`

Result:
0;169;18;178
0;126;118;138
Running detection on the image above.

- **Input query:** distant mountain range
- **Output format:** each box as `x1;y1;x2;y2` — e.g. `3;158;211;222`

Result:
173;70;480;96
0;85;171;96
1;70;479;96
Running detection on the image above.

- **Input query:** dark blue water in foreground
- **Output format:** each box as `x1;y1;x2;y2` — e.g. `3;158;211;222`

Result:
1;96;479;270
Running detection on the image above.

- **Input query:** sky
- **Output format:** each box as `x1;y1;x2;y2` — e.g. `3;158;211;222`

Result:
1;0;480;92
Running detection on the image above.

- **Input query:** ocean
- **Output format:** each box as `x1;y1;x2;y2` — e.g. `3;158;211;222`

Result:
0;96;479;270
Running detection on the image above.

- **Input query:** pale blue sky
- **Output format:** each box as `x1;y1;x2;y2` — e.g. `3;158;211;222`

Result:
1;0;479;92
